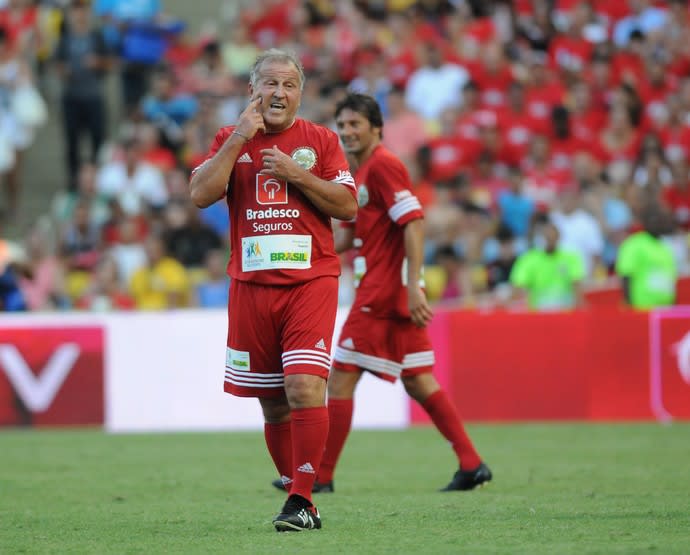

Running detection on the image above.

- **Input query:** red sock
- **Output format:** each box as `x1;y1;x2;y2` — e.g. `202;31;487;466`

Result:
290;406;329;504
422;389;482;470
317;398;354;483
264;421;293;486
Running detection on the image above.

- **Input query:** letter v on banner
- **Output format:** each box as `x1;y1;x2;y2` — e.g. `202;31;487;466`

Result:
0;343;80;412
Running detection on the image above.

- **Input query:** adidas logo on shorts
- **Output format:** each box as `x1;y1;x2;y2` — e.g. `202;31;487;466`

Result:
238;152;253;163
315;338;326;350
341;337;355;349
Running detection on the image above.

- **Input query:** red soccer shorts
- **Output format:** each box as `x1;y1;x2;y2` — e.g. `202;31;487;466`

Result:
332;308;435;383
224;276;338;398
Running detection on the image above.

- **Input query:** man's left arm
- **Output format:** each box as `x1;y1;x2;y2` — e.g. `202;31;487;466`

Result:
404;218;433;328
260;145;357;221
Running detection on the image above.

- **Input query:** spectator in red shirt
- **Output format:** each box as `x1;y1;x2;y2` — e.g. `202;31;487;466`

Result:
418;107;480;184
549;105;586;171
586;52;616;112
384;12;419;87
568;79;607;143
477;111;521;172
522;134;575;209
242;0;295;49
639;57;677;130
524;52;567;128
612;29;646;88
499;82;542;160
455;80;483;142
0;0;38;56
658;94;690;163
470;41;514;110
549;1;595;75
594;103;642;167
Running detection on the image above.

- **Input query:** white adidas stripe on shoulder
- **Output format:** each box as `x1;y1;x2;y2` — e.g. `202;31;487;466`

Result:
388;196;422;222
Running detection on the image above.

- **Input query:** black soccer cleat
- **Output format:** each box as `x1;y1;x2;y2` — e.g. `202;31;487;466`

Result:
273;495;322;532
441;462;492;491
271;478;334;493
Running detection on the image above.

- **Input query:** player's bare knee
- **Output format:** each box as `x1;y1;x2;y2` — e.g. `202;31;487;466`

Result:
259;397;291;423
403;373;439;402
327;368;360;399
284;374;326;408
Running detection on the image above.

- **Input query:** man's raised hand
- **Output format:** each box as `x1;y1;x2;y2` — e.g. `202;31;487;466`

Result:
234;96;265;140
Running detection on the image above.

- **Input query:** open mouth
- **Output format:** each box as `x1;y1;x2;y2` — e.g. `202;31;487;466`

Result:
268;102;286;111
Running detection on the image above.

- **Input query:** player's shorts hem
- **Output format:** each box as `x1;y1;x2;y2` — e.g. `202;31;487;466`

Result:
283;364;330;380
224;383;285;398
332;360;433;383
332;361;395;383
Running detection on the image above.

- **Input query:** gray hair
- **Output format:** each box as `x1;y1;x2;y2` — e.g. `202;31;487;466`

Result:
249;48;305;91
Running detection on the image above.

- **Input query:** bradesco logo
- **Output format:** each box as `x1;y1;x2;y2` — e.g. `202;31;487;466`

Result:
257;174;288;205
270;252;308;262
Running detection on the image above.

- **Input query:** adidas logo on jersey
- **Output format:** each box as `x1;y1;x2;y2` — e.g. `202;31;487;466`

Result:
238;152;253;163
315;338;326;350
341;337;355;349
297;462;315;474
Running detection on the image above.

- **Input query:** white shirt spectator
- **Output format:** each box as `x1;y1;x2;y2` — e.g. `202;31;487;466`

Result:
96;161;168;215
405;63;469;121
551;209;605;276
109;243;147;287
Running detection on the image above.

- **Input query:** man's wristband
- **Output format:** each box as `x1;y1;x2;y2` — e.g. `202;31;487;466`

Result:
232;130;250;142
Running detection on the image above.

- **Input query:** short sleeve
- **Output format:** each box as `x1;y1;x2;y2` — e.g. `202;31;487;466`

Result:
510;251;534;289
368;157;423;226
320;130;356;194
191;128;230;176
615;236;637;277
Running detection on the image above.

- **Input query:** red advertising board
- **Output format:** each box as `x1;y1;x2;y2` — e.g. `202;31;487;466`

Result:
0;327;104;426
649;309;690;421
412;308;690;423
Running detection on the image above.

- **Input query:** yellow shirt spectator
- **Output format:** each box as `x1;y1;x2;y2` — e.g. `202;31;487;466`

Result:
129;235;191;310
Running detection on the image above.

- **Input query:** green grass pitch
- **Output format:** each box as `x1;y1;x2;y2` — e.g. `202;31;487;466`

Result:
1;423;689;554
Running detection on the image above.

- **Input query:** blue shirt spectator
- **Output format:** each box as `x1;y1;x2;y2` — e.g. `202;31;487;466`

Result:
200;200;230;238
498;190;535;238
94;0;161;22
613;3;667;46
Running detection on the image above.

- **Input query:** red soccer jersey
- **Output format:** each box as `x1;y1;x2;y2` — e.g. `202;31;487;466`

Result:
197;119;355;285
350;145;424;319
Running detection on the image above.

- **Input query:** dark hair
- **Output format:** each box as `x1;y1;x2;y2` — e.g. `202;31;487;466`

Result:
335;93;384;131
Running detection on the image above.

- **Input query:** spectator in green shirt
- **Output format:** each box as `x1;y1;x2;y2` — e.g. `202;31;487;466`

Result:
509;218;586;310
616;207;677;309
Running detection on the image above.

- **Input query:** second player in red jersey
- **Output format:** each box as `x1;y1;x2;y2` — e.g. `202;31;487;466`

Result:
271;93;492;495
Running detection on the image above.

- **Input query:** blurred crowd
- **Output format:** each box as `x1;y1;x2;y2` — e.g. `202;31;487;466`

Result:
0;0;689;312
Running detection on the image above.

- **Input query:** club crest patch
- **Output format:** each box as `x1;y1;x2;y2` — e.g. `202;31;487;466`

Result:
357;184;369;207
291;147;317;170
